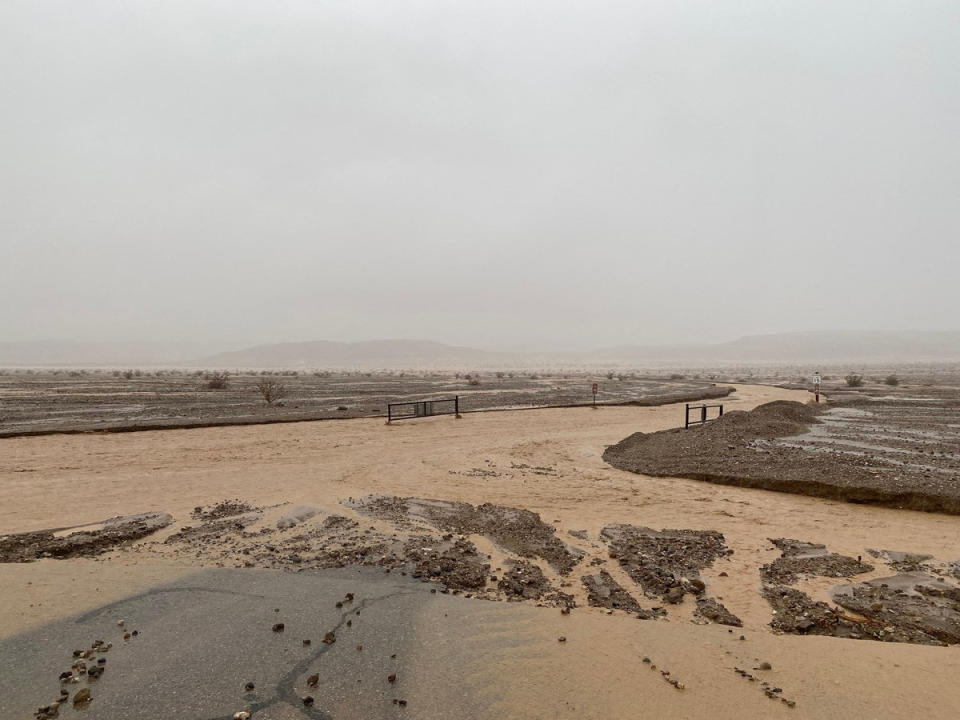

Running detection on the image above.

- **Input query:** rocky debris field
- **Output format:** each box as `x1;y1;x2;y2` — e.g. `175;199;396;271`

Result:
600;524;730;604
0;512;172;563
6;497;960;651
351;496;583;574
603;389;960;513
760;538;874;585
760;537;960;645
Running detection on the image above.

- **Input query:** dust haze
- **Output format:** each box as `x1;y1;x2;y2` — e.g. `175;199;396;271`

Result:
2;0;958;351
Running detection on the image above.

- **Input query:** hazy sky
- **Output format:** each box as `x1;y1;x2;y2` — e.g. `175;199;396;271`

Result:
2;0;958;350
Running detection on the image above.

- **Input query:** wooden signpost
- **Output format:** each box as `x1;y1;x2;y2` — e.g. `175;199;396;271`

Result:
592;383;598;407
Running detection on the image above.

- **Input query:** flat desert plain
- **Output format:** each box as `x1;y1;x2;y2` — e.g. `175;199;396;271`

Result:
3;383;960;719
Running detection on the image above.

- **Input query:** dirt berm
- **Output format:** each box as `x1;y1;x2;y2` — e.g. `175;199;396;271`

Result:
602;401;960;514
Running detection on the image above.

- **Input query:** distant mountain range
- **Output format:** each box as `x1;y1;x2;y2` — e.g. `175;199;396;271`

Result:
3;331;958;367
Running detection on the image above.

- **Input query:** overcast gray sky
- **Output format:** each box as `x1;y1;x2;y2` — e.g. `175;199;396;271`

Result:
2;0;958;351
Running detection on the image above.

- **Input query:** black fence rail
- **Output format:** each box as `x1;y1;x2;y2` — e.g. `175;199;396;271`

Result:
387;396;460;423
685;403;724;429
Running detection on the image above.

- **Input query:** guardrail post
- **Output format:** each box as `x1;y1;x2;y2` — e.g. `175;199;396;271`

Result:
701;405;707;424
685;404;690;429
719;404;723;418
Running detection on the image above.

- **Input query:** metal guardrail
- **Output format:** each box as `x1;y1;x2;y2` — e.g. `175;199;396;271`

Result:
387;396;460;423
685;403;724;429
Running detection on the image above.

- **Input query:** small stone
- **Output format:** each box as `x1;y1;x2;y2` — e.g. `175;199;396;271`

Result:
123;632;131;640
558;636;567;642
307;673;319;687
323;632;336;644
642;657;651;664
398;699;408;706
347;620;352;627
117;620;125;627
272;623;285;632
719;571;728;577
356;644;363;651
335;601;343;608
739;635;746;641
73;688;91;705
665;587;684;604
244;682;255;692
303;639;311;646
345;593;354;601
302;696;314;706
97;658;106;666
388;673;397;683
234;712;252;720
758;662;772;670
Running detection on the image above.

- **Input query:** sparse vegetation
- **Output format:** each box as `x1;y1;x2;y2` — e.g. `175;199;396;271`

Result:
845;374;865;387
204;371;230;390
885;374;900;387
255;377;286;405
669;373;685;380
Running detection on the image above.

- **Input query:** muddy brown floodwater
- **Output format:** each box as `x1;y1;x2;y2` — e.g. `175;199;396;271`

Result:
4;383;960;719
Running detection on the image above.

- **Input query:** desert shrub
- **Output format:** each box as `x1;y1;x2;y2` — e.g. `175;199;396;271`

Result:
885;374;900;386
122;370;134;380
669;373;685;380
205;371;230;390
255;377;286;405
845;374;865;387
468;377;481;386
496;371;505;379
606;372;615;380
529;373;539;380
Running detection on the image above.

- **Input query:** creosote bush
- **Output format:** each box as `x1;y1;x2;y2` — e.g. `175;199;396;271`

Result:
845;374;865;387
255;377;286;405
205;371;230;390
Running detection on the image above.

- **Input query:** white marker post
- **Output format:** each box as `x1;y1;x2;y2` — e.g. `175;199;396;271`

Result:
813;371;821;403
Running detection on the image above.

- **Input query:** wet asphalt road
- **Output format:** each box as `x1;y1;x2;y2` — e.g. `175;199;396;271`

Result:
0;567;486;719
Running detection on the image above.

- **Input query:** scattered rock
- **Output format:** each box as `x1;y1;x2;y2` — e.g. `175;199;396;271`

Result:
695;597;743;627
582;570;643;612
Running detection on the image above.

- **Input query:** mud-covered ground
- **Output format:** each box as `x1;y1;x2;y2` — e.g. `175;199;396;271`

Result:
8;496;960;654
0;371;731;437
603;384;960;513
